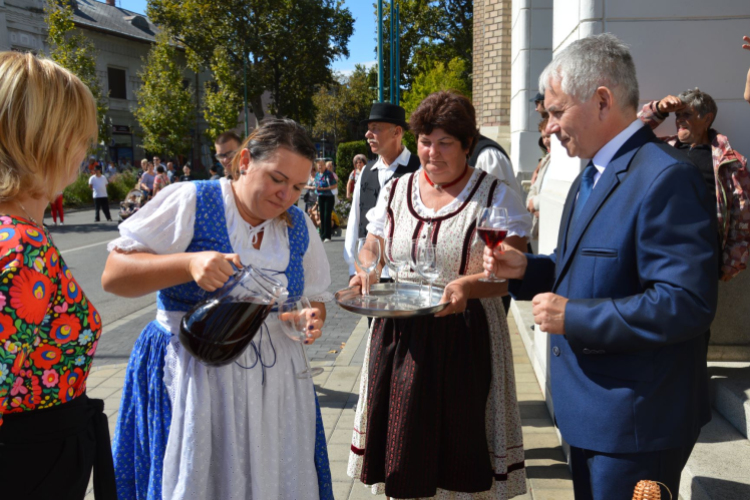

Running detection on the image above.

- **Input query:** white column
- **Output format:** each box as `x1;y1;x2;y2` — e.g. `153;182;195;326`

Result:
510;0;553;178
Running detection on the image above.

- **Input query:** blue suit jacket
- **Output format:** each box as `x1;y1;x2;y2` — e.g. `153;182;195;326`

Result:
510;125;718;453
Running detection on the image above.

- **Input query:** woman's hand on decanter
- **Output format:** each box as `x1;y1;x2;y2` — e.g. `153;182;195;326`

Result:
187;251;242;292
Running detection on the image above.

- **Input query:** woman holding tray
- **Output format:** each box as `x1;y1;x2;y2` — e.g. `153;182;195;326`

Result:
103;119;334;500
347;91;531;499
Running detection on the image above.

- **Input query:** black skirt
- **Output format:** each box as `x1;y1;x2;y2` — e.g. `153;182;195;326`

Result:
361;298;493;498
0;395;117;500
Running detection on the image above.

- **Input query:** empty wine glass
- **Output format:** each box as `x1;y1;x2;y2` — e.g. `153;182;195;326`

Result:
414;239;441;306
384;237;409;302
278;296;324;379
354;237;381;302
476;206;509;283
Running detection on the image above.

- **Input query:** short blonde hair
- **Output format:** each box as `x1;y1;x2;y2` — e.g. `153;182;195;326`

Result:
0;51;98;201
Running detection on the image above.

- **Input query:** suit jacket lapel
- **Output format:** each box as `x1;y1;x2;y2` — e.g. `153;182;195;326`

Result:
554;126;656;287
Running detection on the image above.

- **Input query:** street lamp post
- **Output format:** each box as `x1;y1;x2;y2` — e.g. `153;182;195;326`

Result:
377;0;384;102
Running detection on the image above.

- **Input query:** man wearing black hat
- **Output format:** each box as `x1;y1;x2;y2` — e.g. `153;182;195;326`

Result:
344;102;421;277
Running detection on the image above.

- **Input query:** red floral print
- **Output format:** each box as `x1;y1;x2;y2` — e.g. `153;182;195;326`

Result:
49;314;81;344
0;314;16;342
9;268;54;324
29;344;62;370
0;218;102;426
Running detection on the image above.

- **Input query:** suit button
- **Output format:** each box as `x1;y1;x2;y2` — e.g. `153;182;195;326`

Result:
552;346;561;357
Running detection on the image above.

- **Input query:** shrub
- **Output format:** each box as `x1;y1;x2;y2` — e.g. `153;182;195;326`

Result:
107;170;139;201
335;140;368;193
62;174;93;207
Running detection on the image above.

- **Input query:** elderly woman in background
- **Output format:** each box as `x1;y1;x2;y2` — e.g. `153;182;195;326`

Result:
0;51;116;499
347;154;367;200
103;119;334;500
347;91;530;499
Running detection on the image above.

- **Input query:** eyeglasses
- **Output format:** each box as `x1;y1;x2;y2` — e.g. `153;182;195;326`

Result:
215;150;237;161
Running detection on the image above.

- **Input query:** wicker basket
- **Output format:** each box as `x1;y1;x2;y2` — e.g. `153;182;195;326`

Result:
632;480;672;500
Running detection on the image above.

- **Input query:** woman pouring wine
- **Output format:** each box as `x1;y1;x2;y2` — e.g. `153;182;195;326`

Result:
347;91;532;499
102;119;334;500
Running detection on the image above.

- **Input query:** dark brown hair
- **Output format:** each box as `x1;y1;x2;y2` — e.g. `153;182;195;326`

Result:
229;118;315;178
215;130;242;146
408;91;479;156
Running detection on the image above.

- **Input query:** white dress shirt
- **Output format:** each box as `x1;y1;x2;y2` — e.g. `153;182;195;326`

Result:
474;148;523;197
344;147;413;276
589;119;645;187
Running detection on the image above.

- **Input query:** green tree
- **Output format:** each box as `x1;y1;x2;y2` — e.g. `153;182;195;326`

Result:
134;32;194;157
45;0;110;147
312;65;377;147
377;0;473;97
203;46;243;141
147;0;354;124
401;57;471;116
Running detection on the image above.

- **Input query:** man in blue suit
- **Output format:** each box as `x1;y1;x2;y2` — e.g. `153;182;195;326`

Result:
484;34;718;499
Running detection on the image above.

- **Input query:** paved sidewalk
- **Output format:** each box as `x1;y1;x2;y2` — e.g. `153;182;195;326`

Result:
85;311;573;499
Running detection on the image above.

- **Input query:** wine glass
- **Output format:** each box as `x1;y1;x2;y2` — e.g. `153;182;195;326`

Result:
477;206;509;283
278;296;324;379
354;237;381;302
414;239;441;306
384;237;409;303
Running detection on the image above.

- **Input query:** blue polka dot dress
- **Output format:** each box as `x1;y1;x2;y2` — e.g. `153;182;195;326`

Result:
112;180;333;499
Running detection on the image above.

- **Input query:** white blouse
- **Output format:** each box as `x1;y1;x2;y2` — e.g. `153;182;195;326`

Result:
108;178;333;332
366;168;532;239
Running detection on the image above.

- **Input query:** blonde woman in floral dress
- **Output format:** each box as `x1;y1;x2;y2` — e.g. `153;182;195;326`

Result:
348;91;531;499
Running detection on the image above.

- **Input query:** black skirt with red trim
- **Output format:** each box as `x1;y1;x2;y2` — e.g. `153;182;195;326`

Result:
360;298;493;498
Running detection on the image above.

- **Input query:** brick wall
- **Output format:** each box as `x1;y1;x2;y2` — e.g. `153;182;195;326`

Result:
473;0;512;147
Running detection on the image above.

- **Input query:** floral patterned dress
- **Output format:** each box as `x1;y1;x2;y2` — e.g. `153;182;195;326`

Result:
0;216;101;424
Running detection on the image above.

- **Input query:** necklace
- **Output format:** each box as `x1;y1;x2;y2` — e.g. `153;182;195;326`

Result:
423;163;469;191
17;202;41;227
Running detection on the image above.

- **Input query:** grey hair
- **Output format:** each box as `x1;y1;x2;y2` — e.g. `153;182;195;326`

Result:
353;154;367;165
539;33;640;110
678;88;717;126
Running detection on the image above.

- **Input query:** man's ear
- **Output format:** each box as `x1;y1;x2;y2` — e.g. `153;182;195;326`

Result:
595;86;614;112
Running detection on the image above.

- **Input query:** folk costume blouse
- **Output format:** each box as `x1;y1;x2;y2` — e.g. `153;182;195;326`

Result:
0;217;101;424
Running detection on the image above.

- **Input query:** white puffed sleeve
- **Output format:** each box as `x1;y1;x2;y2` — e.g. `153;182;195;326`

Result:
302;212;333;302
363;179;393;238
107;182;197;254
492;183;532;239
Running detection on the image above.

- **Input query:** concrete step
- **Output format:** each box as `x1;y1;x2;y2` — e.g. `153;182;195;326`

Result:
679;410;750;500
708;362;750;440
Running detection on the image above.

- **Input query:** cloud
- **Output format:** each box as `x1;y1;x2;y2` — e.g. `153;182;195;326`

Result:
336;60;377;78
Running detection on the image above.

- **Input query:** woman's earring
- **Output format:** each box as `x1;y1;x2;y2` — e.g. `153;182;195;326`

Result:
239;169;247;176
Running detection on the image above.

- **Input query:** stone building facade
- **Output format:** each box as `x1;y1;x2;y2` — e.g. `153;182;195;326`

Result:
0;0;214;167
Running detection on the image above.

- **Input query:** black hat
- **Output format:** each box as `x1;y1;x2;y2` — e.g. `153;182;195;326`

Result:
361;102;409;129
529;92;545;103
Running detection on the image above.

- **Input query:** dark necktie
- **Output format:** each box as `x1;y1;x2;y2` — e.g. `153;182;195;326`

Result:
571;162;597;224
566;162;597;248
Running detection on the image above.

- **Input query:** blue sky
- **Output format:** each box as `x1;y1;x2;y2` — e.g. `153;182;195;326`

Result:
116;0;376;75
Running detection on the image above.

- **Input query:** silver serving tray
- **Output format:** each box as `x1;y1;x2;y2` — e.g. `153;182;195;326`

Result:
335;282;449;318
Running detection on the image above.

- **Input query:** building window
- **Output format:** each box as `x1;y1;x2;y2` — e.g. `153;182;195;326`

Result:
108;67;127;99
